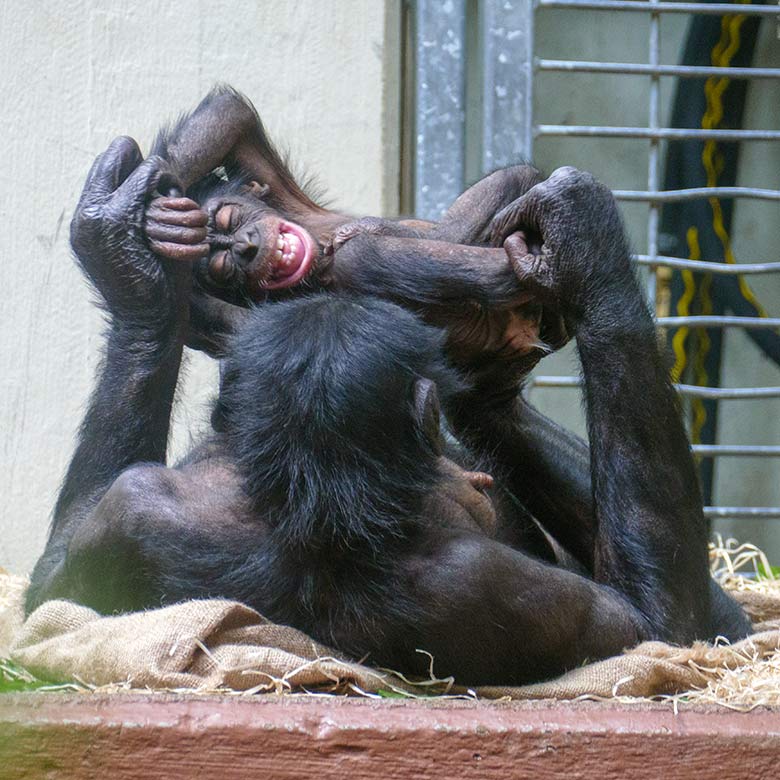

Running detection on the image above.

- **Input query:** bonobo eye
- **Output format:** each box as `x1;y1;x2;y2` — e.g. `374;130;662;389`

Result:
215;205;239;233
208;250;235;283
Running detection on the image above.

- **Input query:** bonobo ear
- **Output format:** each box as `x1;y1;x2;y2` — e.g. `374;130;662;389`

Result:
413;378;442;454
243;180;271;199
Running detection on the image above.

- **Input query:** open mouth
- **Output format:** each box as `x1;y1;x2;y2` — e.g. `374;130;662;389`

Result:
262;221;316;290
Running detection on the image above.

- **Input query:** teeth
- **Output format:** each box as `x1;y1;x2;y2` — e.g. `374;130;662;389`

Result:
277;235;284;250
275;248;282;261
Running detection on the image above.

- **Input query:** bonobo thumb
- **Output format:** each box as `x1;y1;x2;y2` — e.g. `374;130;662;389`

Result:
108;154;172;216
83;136;144;199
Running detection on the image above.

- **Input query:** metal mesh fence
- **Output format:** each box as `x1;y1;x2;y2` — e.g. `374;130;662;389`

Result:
413;0;780;522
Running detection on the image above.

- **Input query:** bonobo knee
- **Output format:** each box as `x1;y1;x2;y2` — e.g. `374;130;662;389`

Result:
85;464;175;545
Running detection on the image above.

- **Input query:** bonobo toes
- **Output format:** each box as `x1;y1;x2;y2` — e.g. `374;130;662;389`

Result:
145;196;210;261
323;217;419;256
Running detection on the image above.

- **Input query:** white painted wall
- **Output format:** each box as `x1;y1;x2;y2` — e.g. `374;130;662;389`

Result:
0;1;402;573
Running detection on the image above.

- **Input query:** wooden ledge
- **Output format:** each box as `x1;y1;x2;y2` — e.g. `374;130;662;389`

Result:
1;693;780;779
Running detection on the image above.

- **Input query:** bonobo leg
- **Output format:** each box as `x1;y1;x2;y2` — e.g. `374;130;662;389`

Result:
33;461;255;614
470;167;750;643
389;531;641;685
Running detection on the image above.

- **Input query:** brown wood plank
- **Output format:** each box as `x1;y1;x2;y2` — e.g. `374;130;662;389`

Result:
1;694;779;779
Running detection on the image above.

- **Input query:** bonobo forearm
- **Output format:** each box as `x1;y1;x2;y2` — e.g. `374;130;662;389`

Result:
577;280;711;636
52;325;183;530
156;90;258;191
52;136;189;533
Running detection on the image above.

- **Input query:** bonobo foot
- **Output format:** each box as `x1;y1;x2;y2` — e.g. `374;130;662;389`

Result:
502;231;568;352
322;217;423;256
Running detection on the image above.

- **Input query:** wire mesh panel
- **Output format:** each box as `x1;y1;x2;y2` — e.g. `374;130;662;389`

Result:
413;0;780;523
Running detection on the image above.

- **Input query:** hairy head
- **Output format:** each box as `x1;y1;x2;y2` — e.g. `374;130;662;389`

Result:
215;294;464;549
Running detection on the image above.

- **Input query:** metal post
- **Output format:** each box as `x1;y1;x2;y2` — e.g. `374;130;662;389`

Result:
414;0;467;220
480;0;535;171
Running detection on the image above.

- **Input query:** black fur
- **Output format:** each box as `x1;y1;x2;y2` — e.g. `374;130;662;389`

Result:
218;294;462;549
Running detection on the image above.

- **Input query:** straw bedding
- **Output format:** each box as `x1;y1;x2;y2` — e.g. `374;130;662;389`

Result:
3;538;780;708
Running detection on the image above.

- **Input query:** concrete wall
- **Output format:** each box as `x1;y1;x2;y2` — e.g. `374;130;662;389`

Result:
0;1;402;574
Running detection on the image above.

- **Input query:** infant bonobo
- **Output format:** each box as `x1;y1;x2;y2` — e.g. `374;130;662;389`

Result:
27;127;750;685
141;87;567;371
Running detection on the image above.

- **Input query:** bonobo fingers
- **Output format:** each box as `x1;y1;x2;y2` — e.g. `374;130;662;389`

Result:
503;232;570;350
148;197;209;224
145;196;209;261
148;240;210;262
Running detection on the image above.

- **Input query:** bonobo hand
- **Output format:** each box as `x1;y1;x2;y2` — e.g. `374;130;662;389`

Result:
145;196;209;261
438;234;569;405
489;167;635;326
70;137;190;328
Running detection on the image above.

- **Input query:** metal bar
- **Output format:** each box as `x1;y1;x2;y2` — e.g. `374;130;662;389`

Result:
529;376;780;399
481;0;535;170
674;385;780;400
693;445;780;457
657;316;780;329
615;187;780;202
413;0;467;220
645;0;660;307
536;125;780;141
536;59;780;80
704;507;780;519
633;255;780;274
537;1;780;17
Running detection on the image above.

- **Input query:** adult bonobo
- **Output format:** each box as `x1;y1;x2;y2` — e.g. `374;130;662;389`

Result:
27;142;749;687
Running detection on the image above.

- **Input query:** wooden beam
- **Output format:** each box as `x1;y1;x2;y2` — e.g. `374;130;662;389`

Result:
1;694;779;779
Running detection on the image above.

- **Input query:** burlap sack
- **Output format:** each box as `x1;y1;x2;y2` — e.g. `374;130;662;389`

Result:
4;568;780;700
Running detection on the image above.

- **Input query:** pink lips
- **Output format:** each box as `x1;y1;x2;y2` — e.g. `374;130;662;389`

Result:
262;220;316;290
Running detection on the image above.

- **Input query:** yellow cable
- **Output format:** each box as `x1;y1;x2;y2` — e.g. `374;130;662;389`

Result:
671;228;700;383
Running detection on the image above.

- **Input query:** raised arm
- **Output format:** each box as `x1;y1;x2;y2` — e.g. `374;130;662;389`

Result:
150;86;331;222
26;139;189;610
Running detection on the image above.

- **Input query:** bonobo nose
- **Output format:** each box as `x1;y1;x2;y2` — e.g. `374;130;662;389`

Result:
233;239;259;261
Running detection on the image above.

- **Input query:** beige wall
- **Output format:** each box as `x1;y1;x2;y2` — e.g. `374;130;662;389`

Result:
0;1;402;573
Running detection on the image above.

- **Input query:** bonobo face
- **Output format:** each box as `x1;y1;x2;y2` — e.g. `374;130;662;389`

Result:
202;191;318;296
